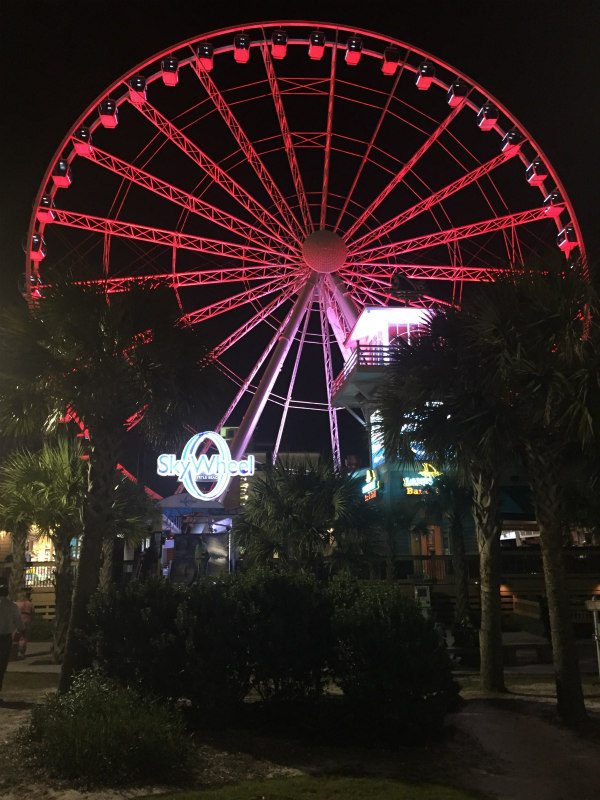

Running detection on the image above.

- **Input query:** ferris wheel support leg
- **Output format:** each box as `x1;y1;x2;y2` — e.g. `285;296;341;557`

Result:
326;274;361;332
228;276;317;464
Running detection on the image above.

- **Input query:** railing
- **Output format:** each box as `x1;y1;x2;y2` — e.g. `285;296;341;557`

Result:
331;344;397;396
19;549;600;589
24;562;58;588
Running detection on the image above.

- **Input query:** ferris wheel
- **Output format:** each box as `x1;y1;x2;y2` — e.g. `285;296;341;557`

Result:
26;21;584;467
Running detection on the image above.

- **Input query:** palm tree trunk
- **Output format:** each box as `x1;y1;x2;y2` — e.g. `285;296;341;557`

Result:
449;516;470;625
59;431;119;692
526;447;587;725
9;523;28;600
52;535;73;663
472;469;505;692
99;537;114;589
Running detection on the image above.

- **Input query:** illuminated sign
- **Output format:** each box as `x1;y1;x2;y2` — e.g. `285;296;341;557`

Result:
157;431;255;501
370;411;385;468
362;468;380;502
403;463;442;493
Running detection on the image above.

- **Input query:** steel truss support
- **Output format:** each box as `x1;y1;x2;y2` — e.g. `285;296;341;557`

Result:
182;275;299;325
229;275;317;461
325;273;361;332
318;283;341;470
350;146;520;252
77;144;286;252
214;296;303;436
319;276;352;361
348;206;557;263
320;40;337;230
272;303;312;464
133;99;295;247
334;65;403;234
261;44;312;234
69;264;301;293
211;280;303;359
191;60;305;243
49;209;284;262
341;263;504;283
342;102;465;241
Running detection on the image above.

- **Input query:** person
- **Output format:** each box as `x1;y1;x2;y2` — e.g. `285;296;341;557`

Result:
15;588;35;658
0;584;23;702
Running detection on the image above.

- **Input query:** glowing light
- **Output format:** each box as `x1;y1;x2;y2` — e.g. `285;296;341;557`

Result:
157;431;255;501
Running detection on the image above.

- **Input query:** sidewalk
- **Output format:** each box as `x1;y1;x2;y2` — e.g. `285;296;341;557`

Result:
6;642;60;674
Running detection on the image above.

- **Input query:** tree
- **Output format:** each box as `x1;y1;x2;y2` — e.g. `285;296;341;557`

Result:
0;454;37;599
429;472;473;629
0;275;220;689
236;458;368;575
368;497;426;581
468;267;599;724
377;310;513;692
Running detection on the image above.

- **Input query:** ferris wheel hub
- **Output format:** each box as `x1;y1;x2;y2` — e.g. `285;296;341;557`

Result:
301;230;348;273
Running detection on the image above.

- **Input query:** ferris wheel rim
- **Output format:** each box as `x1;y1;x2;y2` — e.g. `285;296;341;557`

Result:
25;20;586;463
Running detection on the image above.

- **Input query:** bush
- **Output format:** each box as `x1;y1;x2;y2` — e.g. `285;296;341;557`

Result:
89;579;185;700
24;671;192;787
241;570;332;702
88;575;459;740
329;578;460;739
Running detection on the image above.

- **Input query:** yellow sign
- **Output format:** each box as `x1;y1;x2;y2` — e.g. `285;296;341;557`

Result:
419;463;442;479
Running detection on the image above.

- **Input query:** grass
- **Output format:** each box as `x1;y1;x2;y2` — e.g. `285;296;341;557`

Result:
143;776;480;800
458;672;600;700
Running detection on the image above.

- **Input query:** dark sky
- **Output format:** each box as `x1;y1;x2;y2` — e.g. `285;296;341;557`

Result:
2;0;599;300
1;0;598;468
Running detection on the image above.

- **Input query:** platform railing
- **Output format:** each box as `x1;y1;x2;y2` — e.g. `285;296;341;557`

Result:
331;343;397;396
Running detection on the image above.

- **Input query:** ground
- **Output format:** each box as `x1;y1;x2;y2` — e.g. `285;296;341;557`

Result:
1;646;600;800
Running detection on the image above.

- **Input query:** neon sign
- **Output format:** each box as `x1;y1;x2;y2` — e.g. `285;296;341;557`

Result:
157;431;255;501
403;463;442;493
361;468;380;502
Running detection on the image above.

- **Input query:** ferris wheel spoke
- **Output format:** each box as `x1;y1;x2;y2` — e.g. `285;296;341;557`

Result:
49;209;284;262
191;59;305;243
342;273;451;308
349;146;521;253
318;286;341;469
348;206;559;263
320;38;337;230
215;284;312;433
63;264;301;293
131;99;296;249
75;145;285;252
211;279;304;359
261;44;313;234
182;275;300;325
342;102;466;242
333;66;404;234
341;262;505;283
272;301;312;463
228;275;317;460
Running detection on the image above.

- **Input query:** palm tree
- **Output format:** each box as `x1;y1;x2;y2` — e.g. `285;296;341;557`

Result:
237;458;368;575
367;497;423;581
429;472;473;628
377;310;513;692
98;471;161;589
468;267;599;724
0;455;37;599
0;274;220;690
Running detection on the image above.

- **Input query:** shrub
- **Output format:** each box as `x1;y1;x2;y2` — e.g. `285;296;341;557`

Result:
329;578;460;739
24;671;192;786
89;579;185;700
241;570;332;702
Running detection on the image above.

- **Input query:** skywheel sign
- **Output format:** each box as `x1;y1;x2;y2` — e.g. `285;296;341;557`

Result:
157;431;255;501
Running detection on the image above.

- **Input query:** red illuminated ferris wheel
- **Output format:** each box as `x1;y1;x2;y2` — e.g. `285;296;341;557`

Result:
26;21;585;467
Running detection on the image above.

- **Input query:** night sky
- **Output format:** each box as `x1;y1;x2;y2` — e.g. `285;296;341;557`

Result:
1;0;599;472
